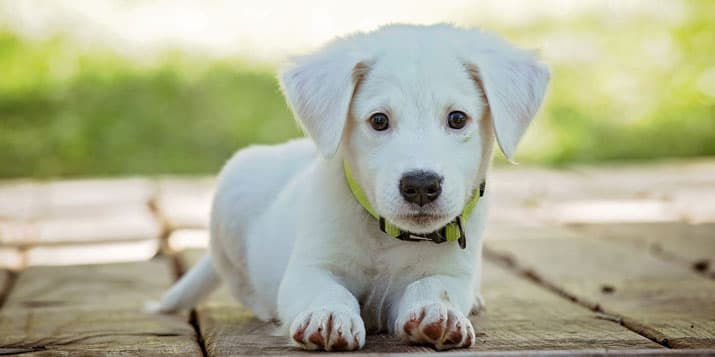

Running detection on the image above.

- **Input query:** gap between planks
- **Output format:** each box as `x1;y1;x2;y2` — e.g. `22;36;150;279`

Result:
169;252;209;357
566;223;715;280
174;248;663;355
0;270;17;310
482;247;668;348
483;246;695;350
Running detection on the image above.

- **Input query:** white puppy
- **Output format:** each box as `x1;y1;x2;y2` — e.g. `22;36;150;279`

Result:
156;24;549;351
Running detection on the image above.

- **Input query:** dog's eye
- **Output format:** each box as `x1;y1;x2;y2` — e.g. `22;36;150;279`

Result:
447;111;468;129
369;113;390;131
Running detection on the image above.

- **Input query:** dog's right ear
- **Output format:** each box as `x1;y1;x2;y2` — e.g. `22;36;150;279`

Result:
280;44;369;158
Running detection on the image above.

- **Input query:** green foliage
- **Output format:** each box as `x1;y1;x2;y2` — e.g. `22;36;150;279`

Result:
509;0;715;165
0;33;299;177
1;1;714;177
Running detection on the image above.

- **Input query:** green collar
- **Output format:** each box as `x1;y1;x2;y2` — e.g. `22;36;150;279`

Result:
343;161;485;249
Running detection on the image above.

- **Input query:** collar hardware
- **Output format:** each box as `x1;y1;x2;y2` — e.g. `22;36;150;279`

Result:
344;161;484;250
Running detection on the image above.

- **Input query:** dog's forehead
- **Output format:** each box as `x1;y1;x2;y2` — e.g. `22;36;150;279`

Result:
356;52;478;112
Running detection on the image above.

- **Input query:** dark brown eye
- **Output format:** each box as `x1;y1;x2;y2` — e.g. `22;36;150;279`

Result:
369;113;389;131
447;111;467;129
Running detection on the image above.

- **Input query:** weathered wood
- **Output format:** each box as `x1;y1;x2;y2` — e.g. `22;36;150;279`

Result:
472;260;661;351
0;247;23;270
42;178;157;218
0;221;35;247
484;224;583;241
485;235;715;348
569;223;715;277
0;205;161;247
670;188;715;224
487;160;715;226
167;229;209;254
572;160;715;198
156;177;214;230
0;259;202;355
177;249;660;355
24;239;159;267
0;269;11;304
0;178;156;221
0;181;39;221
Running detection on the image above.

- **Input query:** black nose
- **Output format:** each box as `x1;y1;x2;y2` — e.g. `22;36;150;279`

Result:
399;171;443;206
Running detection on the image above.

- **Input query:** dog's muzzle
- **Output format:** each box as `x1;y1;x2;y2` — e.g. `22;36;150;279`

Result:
344;161;485;250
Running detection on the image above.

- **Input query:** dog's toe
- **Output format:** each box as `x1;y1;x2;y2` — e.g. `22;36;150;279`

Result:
397;303;475;350
290;308;365;351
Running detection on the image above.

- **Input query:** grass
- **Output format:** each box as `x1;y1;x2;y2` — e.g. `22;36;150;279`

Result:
0;35;299;177
1;1;714;178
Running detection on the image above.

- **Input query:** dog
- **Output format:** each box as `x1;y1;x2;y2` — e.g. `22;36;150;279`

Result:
155;24;549;351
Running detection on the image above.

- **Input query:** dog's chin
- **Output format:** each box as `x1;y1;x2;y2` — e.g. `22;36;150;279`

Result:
388;212;454;234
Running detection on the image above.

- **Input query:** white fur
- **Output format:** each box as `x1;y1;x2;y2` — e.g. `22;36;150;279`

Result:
156;24;549;351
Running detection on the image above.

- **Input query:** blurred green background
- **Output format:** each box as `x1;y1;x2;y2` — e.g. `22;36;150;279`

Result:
1;0;713;178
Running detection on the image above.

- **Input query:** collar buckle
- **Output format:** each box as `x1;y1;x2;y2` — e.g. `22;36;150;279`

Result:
380;216;467;249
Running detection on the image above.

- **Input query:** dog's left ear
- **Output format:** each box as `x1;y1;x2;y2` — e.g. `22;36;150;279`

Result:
280;44;369;158
465;38;550;161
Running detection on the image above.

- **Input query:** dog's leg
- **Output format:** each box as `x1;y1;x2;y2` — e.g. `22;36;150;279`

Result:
279;268;366;351
394;275;475;350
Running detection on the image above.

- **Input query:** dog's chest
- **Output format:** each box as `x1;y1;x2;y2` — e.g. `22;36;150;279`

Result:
357;257;409;333
353;240;450;332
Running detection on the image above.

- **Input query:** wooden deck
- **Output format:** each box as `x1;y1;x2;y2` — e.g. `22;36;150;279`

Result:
0;160;714;356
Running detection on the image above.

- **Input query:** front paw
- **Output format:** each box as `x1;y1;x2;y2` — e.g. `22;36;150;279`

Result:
290;308;366;351
396;302;475;350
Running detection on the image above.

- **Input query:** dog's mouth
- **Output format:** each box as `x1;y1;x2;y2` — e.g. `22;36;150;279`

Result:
395;212;450;227
388;211;454;234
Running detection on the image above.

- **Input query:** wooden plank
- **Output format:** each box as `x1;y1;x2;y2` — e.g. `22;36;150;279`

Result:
178;249;660;355
0;269;10;305
569;223;715;277
0;205;161;247
42;177;157;218
156;177;214;230
0;181;39;221
0;221;35;247
487;166;587;227
0;247;24;270
486;234;715;348
0;259;202;355
166;229;209;253
24;239;159;267
670;189;715;224
572;160;715;198
0;178;156;221
487;160;715;227
473;260;661;351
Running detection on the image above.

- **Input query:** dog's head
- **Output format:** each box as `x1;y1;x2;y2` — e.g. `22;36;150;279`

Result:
280;24;549;233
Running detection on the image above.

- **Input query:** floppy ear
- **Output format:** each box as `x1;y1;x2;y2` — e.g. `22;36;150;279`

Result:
279;44;369;158
466;46;550;160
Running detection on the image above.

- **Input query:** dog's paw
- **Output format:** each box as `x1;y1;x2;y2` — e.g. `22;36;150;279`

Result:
396;302;475;350
290;308;366;351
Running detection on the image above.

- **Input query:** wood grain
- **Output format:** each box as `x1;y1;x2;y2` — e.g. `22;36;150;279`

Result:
0;259;202;355
177;249;660;355
569;223;715;277
472;261;661;351
486;234;715;348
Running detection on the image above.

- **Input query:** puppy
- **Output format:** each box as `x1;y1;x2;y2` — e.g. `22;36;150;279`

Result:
156;24;549;351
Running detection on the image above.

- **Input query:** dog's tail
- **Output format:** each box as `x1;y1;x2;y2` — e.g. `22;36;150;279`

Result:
148;254;221;313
